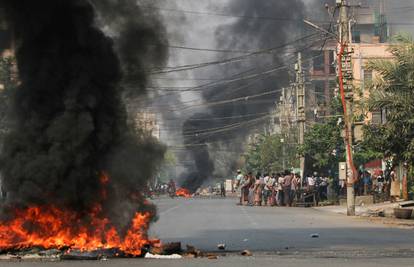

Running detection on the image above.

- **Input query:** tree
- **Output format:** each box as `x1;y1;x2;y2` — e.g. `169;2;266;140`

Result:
244;133;297;174
362;35;414;198
157;150;177;183
298;98;345;176
364;35;414;163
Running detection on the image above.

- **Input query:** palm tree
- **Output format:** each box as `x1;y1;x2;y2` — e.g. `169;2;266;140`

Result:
365;35;414;163
364;35;414;200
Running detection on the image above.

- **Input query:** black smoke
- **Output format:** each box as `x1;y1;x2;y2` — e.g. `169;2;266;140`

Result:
0;0;167;228
181;0;325;189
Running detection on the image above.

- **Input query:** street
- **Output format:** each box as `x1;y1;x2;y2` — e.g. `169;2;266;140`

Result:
3;197;414;267
151;197;414;255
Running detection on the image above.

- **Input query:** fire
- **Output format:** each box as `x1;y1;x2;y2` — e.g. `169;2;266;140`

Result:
176;188;191;198
0;173;156;256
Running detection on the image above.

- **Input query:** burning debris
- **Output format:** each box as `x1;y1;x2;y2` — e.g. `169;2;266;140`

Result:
0;0;167;257
175;188;192;198
0;173;156;257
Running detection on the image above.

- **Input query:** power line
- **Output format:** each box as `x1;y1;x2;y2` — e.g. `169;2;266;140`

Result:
141;5;328;24
149;33;321;74
166;44;257;54
170;89;282;112
142;51;326;98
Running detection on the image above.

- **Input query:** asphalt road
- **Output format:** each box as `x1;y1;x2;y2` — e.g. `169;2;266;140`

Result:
2;197;414;267
150;197;414;255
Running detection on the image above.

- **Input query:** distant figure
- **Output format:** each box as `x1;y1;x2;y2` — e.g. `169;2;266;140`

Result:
390;170;400;202
168;179;176;198
263;174;273;206
277;174;285;206
220;181;226;197
240;173;252;205
307;175;315;192
291;174;300;204
362;171;372;195
253;173;264;206
283;171;293;207
377;173;384;194
235;169;243;191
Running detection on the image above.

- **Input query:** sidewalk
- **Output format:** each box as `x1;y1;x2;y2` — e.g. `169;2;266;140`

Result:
314;201;414;229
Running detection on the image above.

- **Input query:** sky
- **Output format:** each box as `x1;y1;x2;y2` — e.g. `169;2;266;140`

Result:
144;0;414;180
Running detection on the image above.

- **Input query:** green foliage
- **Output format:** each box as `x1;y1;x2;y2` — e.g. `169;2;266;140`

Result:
157;149;177;183
364;34;414;163
244;133;297;173
299;119;344;174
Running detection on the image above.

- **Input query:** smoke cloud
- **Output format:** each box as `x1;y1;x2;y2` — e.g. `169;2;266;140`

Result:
0;0;167;228
181;0;309;189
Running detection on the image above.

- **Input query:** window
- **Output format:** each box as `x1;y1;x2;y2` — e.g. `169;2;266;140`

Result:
329;51;336;74
352;30;361;43
312;51;324;72
314;81;326;105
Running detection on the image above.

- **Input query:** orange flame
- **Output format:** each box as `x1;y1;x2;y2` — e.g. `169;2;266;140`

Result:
0;173;157;256
176;188;191;198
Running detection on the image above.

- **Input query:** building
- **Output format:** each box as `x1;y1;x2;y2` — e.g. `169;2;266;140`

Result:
351;42;392;126
307;0;390;123
134;112;160;140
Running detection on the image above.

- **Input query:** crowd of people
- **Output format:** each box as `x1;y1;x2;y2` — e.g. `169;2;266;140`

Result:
234;170;331;207
349;169;401;202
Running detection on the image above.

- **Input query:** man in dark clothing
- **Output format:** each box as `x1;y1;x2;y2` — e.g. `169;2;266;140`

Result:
283;171;293;207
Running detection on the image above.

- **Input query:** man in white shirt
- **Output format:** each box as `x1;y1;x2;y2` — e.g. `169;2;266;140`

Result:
263;174;273;206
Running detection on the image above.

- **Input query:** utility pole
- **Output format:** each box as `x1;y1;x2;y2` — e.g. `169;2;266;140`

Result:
279;88;287;170
338;0;356;216
296;52;306;181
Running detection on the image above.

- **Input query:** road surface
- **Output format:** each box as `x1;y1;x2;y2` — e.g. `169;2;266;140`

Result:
2;197;414;266
150;197;414;255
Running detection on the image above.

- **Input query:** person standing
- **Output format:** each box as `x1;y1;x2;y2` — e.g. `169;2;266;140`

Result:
277;174;285;206
307;175;315;192
220;181;226;197
263;174;272;206
168;179;176;198
235;169;243;192
390;170;400;202
377;172;384;194
240;173;252;205
283;171;293;207
254;173;264;206
291;174;300;205
362;171;372;196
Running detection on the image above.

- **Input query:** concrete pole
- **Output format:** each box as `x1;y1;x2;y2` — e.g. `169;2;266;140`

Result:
338;0;356;216
296;52;306;180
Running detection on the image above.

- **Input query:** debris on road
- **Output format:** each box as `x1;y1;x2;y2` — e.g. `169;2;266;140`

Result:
310;233;320;238
145;253;182;259
185;245;203;258
241;250;253;256
217;243;226;250
150;242;182;255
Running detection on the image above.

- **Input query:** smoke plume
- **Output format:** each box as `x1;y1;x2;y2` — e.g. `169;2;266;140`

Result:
181;0;309;189
0;0;167;228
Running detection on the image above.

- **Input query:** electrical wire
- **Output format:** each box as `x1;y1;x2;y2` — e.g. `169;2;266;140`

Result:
141;5;330;24
149;33;321;74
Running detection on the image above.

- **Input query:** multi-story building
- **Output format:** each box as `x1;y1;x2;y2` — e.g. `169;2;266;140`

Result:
135;112;160;140
307;0;390;123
